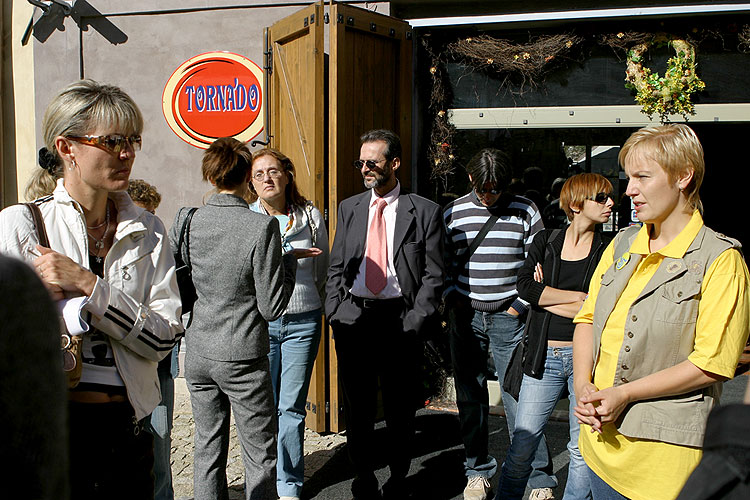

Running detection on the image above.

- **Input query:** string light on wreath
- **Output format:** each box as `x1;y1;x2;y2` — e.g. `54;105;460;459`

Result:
625;35;705;121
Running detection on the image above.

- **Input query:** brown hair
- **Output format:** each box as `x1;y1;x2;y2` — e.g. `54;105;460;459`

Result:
248;148;307;207
559;173;613;221
202;137;252;189
618;124;704;212
127;179;162;211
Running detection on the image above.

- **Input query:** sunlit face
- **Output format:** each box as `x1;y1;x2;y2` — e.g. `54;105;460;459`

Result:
577;192;614;224
250;154;289;205
63;125;136;193
624;151;683;225
359;140;398;191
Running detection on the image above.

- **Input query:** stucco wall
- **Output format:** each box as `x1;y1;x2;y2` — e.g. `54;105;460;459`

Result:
29;0;389;226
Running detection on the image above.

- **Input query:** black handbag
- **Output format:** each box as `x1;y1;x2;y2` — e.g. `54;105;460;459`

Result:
502;340;525;401
174;207;198;327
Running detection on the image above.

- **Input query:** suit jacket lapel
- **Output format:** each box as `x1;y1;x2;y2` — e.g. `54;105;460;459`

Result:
393;193;415;254
352;192;370;259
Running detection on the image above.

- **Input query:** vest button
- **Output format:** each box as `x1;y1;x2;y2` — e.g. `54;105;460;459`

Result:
624;346;631;352
627;331;634;338
621;364;629;370
621;377;628;383
631;315;637;322
677;291;683;297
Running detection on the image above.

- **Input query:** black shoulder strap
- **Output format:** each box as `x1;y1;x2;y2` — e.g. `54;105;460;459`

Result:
23;203;50;248
178;208;198;267
457;214;500;270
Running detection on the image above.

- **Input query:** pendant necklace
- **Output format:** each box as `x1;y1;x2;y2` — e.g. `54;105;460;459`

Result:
87;203;110;263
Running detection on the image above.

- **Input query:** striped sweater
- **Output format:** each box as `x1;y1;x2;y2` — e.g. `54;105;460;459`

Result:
444;192;544;312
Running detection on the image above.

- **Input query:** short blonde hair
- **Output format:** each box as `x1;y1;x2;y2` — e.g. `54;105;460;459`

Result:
559;173;613;221
618;124;704;212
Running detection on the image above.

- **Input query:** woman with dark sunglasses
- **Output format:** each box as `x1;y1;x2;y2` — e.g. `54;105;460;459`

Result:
0;79;183;498
572;124;750;500
497;173;614;500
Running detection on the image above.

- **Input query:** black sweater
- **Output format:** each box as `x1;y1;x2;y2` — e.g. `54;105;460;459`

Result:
516;228;611;379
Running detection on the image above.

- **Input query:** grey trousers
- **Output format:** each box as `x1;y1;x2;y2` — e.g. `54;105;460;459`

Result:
186;350;277;500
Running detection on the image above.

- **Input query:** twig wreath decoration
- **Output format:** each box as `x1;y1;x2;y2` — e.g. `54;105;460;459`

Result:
624;35;705;121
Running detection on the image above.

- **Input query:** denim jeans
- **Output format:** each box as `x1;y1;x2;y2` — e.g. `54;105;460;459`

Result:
496;346;590;500
148;346;179;500
268;309;322;498
588;466;629;500
450;306;556;488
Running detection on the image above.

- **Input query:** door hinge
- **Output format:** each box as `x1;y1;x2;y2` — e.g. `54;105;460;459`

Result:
264;46;273;75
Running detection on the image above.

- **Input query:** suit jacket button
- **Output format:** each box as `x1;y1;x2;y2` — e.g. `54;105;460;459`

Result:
621;364;629;370
624;346;631;352
627;331;634;338
631;315;637;322
621;377;628;383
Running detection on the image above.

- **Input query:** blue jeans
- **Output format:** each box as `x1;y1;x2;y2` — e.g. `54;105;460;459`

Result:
588;466;629;500
148;346;179;500
496;346;590;500
450;305;556;488
268;309;322;498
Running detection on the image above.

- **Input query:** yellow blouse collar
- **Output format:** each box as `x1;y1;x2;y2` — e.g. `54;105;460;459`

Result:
630;210;704;258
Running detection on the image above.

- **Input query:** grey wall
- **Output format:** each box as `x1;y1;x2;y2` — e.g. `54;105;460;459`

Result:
31;0;389;228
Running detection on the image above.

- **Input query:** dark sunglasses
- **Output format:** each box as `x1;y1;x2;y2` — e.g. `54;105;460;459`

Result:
353;159;387;170
67;134;142;154
475;186;500;195
588;192;613;204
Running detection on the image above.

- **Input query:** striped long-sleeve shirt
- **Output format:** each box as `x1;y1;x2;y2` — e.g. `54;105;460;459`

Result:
444;192;544;312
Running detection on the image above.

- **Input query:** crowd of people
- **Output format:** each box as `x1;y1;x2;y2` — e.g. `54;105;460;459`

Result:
1;79;748;500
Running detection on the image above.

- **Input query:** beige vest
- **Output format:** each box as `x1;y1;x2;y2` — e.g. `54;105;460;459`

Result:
591;224;739;447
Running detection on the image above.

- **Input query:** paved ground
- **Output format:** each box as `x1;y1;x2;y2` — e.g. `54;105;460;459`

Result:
171;375;748;500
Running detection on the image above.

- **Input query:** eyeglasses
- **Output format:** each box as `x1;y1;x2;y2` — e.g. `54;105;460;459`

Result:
588;192;613;204
475;186;500;195
67;134;142;154
353;159;387;170
252;168;284;181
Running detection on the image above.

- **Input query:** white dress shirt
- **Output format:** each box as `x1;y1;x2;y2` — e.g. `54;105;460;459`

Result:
350;182;403;299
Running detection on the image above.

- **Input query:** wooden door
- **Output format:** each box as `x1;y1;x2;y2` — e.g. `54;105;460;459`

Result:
327;3;413;432
267;1;326;432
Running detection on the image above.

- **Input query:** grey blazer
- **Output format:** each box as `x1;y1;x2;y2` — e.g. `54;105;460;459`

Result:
170;193;296;361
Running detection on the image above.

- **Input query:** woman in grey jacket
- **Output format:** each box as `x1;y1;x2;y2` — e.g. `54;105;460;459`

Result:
170;138;297;500
249;148;328;500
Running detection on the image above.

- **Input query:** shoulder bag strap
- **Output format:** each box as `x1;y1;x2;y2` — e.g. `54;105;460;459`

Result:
458;214;499;269
24;203;50;248
178;208;198;267
304;201;317;247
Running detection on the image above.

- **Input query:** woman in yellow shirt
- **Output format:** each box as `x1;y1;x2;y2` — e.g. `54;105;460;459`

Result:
572;124;750;500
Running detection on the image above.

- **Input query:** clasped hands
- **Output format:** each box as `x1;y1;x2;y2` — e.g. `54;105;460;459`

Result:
573;381;632;434
33;245;97;301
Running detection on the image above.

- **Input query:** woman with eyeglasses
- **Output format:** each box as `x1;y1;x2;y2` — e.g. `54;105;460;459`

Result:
496;173;613;500
572;124;750;500
0;79;183;498
171;138;299;500
248;148;327;500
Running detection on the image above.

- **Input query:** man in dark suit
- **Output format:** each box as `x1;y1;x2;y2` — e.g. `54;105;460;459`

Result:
326;129;445;499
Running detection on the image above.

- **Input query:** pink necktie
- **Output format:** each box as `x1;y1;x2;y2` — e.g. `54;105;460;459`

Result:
365;198;388;295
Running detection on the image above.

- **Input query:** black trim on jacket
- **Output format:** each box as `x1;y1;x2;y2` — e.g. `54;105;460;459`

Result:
516;228;612;379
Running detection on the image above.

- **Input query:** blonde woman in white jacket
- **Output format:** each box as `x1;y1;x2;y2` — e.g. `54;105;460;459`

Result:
0;80;182;499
